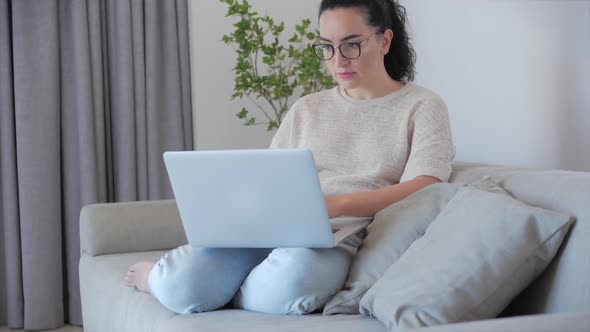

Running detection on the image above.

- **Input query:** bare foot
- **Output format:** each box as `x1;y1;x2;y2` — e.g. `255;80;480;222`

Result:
125;261;156;293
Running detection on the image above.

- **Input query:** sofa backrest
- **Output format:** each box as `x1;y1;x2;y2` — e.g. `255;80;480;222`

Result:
449;161;590;316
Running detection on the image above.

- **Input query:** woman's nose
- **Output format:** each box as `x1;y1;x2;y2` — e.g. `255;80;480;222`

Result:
333;49;350;67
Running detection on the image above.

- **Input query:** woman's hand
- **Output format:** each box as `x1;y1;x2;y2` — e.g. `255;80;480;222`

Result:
324;177;440;218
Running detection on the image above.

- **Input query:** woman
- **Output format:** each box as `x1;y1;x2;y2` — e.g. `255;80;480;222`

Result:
125;0;454;315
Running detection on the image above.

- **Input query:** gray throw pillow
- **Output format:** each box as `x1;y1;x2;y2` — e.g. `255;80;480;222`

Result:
323;182;463;315
359;177;573;330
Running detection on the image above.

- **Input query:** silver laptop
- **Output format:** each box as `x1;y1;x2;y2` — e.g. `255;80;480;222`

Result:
163;148;372;248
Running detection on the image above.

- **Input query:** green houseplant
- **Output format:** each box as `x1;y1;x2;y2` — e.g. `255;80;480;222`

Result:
220;0;335;131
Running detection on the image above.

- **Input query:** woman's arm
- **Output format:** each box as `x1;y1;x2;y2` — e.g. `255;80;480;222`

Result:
325;176;440;218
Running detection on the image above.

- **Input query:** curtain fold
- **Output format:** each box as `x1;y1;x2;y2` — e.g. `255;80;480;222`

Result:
0;0;193;329
0;0;21;327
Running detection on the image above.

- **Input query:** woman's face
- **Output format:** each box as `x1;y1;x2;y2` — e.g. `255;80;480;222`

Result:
318;7;390;92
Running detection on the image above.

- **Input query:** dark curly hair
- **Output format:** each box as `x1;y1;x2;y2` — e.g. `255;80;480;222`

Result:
319;0;416;82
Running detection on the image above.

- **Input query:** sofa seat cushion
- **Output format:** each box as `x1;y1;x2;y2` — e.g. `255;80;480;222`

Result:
80;250;386;332
80;251;174;332
158;309;385;332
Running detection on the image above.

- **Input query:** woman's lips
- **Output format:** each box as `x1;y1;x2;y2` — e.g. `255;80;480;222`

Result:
336;72;354;79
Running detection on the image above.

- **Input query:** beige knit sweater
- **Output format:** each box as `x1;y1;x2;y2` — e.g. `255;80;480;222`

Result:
270;83;455;196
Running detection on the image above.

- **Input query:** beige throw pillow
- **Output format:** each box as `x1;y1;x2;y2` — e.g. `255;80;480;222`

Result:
359;177;573;330
323;183;463;315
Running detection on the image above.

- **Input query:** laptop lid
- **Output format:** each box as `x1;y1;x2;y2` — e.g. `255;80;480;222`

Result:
164;148;347;248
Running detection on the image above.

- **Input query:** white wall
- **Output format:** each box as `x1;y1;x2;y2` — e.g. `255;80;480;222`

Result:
189;0;590;172
400;0;590;172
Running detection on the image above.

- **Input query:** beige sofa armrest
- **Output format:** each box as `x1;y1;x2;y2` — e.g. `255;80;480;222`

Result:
80;199;187;257
409;312;590;332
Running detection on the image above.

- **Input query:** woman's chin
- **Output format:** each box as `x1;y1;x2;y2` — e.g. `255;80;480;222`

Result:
336;79;360;90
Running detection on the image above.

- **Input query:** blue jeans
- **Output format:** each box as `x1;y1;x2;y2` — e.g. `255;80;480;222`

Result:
147;245;352;315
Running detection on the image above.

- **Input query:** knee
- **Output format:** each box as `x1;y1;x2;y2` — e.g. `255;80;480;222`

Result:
234;247;351;315
148;245;241;314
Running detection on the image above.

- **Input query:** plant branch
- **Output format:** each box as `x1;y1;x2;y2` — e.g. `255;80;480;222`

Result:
246;95;274;122
220;0;335;131
246;122;268;127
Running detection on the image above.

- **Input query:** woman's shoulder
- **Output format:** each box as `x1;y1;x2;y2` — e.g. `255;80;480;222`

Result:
403;83;446;106
401;84;451;124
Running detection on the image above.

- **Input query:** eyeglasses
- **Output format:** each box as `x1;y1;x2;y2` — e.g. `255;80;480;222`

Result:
312;31;382;61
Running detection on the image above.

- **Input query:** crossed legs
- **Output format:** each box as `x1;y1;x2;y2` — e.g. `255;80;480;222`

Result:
125;245;351;315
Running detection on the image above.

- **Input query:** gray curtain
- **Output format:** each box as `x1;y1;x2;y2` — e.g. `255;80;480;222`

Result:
0;0;193;329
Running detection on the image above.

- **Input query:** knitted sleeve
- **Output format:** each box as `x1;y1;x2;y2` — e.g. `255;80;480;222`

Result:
399;97;455;182
269;102;298;149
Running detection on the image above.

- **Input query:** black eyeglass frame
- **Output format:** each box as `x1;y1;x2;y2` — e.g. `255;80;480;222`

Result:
312;31;383;61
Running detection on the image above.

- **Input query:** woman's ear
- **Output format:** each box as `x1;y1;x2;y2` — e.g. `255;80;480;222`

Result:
382;29;394;54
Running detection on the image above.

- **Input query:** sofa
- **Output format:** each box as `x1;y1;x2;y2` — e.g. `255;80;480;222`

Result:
79;161;590;332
